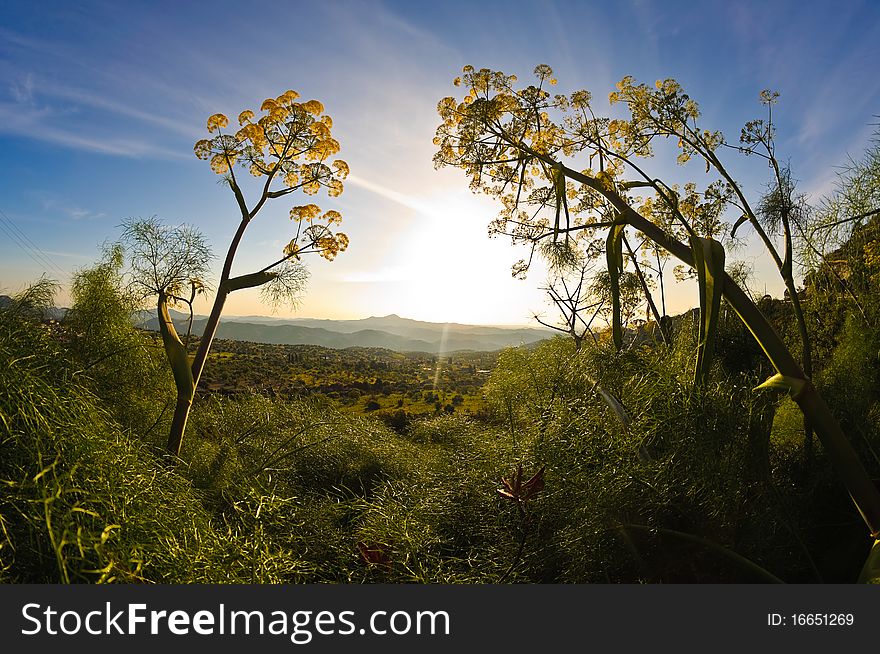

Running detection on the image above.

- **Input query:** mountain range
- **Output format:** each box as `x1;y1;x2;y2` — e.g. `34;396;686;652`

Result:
135;311;551;353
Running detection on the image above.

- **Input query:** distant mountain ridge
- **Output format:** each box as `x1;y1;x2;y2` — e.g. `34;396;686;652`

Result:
135;311;551;353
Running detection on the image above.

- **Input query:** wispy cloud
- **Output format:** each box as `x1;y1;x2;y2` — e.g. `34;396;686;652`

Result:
37;193;107;222
40;249;93;259
0;99;188;158
0;26;69;59
0;25;200;159
9;73;34;104
347;174;435;216
43;83;203;139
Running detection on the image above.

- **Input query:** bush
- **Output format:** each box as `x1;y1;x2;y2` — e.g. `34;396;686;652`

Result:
0;292;249;582
483;333;850;582
64;253;175;444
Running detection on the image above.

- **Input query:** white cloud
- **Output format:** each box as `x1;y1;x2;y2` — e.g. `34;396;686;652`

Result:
0;99;187;158
9;73;34;104
37;193;107;222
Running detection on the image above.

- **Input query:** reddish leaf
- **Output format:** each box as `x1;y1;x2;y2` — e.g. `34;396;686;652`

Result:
497;464;545;503
357;541;392;567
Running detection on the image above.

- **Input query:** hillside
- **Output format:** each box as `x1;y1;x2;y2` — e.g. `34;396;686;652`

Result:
136;312;551;353
196;339;496;418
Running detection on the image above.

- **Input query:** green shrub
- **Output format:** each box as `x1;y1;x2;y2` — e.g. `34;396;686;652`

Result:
64;254;175;444
0;293;282;583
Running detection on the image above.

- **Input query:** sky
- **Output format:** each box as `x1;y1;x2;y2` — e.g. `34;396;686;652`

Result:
1;0;879;325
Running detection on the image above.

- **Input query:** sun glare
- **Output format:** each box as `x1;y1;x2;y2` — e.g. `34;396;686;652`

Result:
391;190;550;325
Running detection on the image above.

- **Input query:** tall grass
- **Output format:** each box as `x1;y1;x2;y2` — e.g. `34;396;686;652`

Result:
483;333;873;582
1;292;286;582
3;274;878;582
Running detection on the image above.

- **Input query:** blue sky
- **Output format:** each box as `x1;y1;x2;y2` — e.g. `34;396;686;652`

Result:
1;0;878;324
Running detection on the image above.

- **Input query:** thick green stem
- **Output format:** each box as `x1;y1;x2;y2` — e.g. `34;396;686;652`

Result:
789;283;815;454
159;291;196;456
167;209;251;455
767;155;815;454
167;395;193;456
542;157;880;537
166;285;229;455
166;224;279;454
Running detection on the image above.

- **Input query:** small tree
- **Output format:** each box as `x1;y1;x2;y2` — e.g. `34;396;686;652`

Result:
800;126;880;320
534;258;602;350
128;90;350;455
433;65;880;565
118;217;212;435
66;244;176;436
